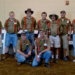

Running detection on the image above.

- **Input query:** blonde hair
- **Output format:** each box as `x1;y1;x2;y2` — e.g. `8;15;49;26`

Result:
9;11;15;15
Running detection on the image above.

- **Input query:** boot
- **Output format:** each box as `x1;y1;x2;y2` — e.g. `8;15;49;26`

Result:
55;59;58;64
45;63;51;68
2;53;8;60
50;58;54;63
17;62;21;65
12;53;17;60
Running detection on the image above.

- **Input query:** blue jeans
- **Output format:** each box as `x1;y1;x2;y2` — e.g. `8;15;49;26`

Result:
32;51;52;67
26;32;34;47
5;33;18;47
73;34;75;56
16;48;35;63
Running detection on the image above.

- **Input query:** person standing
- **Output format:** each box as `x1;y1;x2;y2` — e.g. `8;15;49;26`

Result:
21;8;36;48
72;19;75;62
59;10;71;61
47;14;60;63
37;12;50;37
3;11;20;59
0;21;3;61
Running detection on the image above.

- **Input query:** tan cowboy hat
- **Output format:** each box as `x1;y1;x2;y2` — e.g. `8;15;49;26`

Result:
49;14;59;20
25;8;34;14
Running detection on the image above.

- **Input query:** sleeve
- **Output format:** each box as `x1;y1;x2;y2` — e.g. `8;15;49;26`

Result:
4;20;7;28
48;20;50;23
36;21;39;30
17;20;20;27
21;18;25;31
28;40;31;46
46;23;49;31
0;21;2;29
72;21;73;27
46;20;50;31
34;40;37;48
59;21;62;32
16;40;20;51
47;39;50;47
33;18;36;28
69;20;72;27
21;18;24;26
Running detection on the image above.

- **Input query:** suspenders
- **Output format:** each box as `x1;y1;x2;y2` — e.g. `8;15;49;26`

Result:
24;17;34;31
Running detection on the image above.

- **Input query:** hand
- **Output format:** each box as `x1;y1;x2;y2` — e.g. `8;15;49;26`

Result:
28;51;31;56
39;52;42;57
36;57;40;62
25;54;29;58
68;36;71;41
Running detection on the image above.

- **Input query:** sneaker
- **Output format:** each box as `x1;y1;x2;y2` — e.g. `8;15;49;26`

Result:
63;57;68;61
58;58;60;60
55;59;58;64
2;54;7;60
25;61;32;65
45;63;51;68
73;59;75;62
0;55;1;61
50;58;54;63
17;62;21;65
14;55;17;60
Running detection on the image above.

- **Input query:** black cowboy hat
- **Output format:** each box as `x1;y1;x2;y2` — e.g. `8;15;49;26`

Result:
25;8;34;14
49;14;59;20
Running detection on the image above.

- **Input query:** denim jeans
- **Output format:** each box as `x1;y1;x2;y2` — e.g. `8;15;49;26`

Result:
73;34;75;57
26;32;34;47
32;51;52;67
5;33;18;47
16;48;35;63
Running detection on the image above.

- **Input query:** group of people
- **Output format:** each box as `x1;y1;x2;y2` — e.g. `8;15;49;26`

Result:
0;8;75;68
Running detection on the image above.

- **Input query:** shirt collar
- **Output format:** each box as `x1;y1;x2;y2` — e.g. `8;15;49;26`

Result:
9;18;15;21
39;36;46;41
26;16;32;19
51;20;57;24
41;19;48;23
21;39;26;43
60;17;67;21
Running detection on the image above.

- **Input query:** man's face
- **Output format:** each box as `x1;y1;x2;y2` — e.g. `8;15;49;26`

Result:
9;13;14;19
52;15;56;21
40;31;45;38
41;14;47;20
61;12;66;18
27;11;32;17
21;35;26;40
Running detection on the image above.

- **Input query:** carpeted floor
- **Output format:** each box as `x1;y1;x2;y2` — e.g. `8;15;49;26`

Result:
0;55;75;75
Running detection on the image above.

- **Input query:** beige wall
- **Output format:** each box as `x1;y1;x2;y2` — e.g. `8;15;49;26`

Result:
0;0;75;26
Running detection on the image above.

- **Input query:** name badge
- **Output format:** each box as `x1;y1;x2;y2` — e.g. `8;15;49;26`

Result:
44;43;47;46
34;30;38;34
67;20;69;23
14;22;17;24
26;43;28;45
25;30;27;32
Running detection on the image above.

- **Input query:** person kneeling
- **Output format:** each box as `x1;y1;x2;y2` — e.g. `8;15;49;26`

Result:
16;32;33;65
32;30;52;68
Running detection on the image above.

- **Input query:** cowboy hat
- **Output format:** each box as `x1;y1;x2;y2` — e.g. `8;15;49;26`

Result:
49;14;59;20
25;8;34;14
